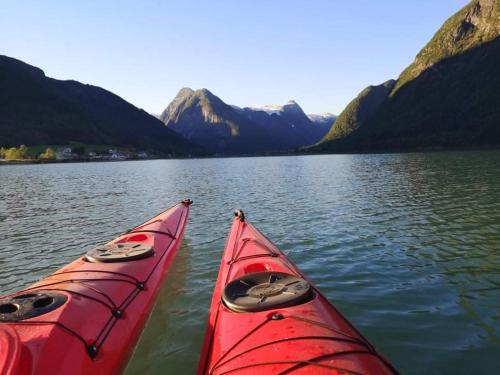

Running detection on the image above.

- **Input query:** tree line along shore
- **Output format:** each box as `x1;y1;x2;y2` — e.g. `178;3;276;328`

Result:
0;144;155;164
0;145;55;161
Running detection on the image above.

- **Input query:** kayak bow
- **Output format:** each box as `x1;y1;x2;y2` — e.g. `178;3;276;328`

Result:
0;199;192;374
198;209;397;374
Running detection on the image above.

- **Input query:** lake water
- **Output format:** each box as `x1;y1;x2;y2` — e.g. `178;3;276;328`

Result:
1;152;499;374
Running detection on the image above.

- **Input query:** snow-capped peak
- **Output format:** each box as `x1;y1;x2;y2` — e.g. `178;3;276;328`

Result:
307;112;336;122
248;100;300;115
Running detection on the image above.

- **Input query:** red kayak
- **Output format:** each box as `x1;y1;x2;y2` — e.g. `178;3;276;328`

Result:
0;199;192;375
198;210;397;374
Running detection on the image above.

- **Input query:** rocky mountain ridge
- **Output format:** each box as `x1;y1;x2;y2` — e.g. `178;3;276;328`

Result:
160;88;333;154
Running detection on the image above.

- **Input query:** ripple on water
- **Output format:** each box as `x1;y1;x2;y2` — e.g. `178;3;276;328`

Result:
0;152;499;374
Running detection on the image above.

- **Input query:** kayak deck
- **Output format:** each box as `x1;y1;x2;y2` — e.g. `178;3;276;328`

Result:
198;210;397;374
0;200;191;374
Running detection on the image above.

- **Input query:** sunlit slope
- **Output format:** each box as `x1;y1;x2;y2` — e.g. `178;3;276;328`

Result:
313;0;500;152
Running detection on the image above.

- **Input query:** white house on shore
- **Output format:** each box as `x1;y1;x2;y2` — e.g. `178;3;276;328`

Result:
56;148;74;160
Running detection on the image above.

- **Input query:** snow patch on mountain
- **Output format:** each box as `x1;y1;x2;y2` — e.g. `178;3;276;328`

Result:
307;113;336;122
248;100;299;115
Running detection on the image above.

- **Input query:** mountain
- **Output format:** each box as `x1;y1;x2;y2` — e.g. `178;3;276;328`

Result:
159;88;281;154
319;80;395;142
160;89;331;154
307;113;336;132
394;0;500;94
312;0;500;152
0;55;200;155
243;101;330;145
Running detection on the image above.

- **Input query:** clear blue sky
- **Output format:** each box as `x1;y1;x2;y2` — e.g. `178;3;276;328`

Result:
1;0;468;114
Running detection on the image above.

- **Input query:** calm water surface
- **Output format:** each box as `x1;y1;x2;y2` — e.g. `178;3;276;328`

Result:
1;152;499;374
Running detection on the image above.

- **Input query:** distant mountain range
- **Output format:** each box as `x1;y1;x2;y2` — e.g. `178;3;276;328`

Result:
0;55;333;157
311;0;500;152
2;0;496;158
0;55;201;156
307;113;337;131
159;88;333;154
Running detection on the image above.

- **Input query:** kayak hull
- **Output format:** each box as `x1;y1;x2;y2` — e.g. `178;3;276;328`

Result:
0;200;191;375
198;212;396;375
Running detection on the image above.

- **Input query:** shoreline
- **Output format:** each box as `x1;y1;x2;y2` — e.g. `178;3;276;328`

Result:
0;157;168;165
1;145;500;166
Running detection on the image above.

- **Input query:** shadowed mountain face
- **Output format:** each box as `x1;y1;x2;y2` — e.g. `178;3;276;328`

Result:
241;101;330;146
160;89;331;154
312;0;500;152
0;55;201;155
348;37;500;150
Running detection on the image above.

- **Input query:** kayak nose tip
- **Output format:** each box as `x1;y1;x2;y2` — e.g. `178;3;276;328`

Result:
234;209;245;222
182;199;193;206
87;345;98;359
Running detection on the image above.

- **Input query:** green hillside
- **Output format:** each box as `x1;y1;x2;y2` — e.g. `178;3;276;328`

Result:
312;0;500;153
0;56;201;156
319;80;395;142
394;0;500;93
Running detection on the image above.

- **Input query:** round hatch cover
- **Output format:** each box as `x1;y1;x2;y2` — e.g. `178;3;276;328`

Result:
222;271;313;312
0;291;67;322
85;242;154;263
